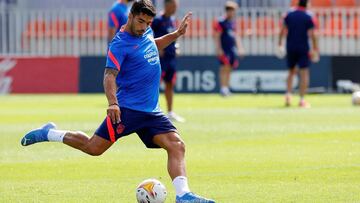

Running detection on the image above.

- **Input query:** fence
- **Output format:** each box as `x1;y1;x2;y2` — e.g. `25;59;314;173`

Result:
1;5;360;56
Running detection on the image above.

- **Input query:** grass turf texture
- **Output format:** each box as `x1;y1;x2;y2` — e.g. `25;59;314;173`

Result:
0;94;359;202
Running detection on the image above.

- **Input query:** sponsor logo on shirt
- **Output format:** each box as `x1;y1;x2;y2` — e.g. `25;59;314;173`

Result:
144;49;159;65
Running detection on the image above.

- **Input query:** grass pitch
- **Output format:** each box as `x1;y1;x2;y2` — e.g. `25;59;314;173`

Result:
0;94;359;202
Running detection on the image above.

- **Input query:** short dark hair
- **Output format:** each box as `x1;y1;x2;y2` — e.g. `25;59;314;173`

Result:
164;0;175;4
130;0;156;17
298;0;308;7
225;1;238;11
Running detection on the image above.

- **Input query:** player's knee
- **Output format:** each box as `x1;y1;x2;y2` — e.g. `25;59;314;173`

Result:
87;149;104;156
169;138;185;155
83;146;105;156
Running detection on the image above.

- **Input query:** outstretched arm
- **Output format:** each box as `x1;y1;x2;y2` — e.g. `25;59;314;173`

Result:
104;68;121;124
155;12;192;50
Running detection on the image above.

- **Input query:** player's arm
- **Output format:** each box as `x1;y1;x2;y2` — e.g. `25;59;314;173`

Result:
108;11;119;43
276;23;287;59
155;12;192;50
236;36;245;58
309;29;318;51
104;68;121;124
213;24;224;57
309;28;319;62
108;28;117;43
278;24;287;47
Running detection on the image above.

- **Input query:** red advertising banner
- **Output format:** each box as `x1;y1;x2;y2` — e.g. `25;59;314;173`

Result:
0;57;79;93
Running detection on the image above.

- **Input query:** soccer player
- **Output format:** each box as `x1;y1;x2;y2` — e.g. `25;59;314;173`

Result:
214;1;244;97
278;0;319;108
151;0;185;122
108;0;134;42
21;1;215;202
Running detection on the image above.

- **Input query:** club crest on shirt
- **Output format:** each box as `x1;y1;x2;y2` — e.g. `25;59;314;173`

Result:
116;123;125;134
144;48;159;65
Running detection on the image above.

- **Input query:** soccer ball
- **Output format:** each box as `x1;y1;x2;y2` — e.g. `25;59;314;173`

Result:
136;178;167;203
352;91;360;105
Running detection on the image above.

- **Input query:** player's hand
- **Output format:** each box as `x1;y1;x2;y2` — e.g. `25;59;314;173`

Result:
216;49;224;57
275;45;286;59
310;50;320;63
107;104;121;124
175;12;192;37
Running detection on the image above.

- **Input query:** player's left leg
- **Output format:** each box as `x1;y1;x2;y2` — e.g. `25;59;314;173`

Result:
165;81;174;113
153;132;215;203
163;59;185;122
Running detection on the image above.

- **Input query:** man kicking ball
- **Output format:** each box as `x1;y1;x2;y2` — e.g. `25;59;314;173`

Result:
21;1;214;202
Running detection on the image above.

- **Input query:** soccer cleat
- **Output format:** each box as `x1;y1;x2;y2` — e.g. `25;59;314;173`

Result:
299;100;311;108
168;112;186;123
176;192;215;203
21;122;56;146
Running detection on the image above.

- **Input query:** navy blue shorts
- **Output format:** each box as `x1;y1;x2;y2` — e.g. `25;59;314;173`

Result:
95;108;177;148
287;51;310;69
160;57;176;84
218;52;239;69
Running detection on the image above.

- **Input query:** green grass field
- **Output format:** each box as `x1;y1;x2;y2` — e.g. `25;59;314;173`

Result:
0;94;359;202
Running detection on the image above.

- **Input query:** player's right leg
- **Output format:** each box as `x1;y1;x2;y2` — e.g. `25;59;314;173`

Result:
218;54;232;97
299;68;310;108
20;122;113;156
285;68;297;106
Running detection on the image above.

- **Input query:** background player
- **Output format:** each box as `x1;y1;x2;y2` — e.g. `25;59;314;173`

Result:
214;1;245;97
21;0;214;202
108;0;134;42
151;0;185;122
278;0;319;108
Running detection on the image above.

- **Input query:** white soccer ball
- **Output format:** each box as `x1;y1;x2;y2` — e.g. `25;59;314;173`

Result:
352;91;360;105
136;179;167;203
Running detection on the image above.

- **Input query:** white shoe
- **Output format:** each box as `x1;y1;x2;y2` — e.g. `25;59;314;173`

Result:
168;112;185;123
220;87;231;97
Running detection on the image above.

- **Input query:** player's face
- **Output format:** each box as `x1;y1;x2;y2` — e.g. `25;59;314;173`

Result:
130;13;154;37
165;0;178;16
226;9;236;20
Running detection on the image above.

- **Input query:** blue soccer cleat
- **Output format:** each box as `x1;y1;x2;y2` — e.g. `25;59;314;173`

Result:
176;192;215;203
21;122;56;146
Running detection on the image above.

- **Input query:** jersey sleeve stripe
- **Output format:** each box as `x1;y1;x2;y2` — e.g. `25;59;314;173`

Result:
110;12;119;29
106;116;116;142
108;50;121;71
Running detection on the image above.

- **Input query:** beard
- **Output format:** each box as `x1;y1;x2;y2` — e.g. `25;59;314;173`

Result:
130;20;146;37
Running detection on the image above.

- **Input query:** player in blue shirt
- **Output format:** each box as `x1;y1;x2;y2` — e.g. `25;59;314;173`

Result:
108;0;134;42
151;0;185;122
21;1;214;202
214;1;244;97
278;0;319;108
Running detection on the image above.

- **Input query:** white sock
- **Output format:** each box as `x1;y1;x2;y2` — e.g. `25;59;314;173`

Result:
173;176;190;197
47;129;66;142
